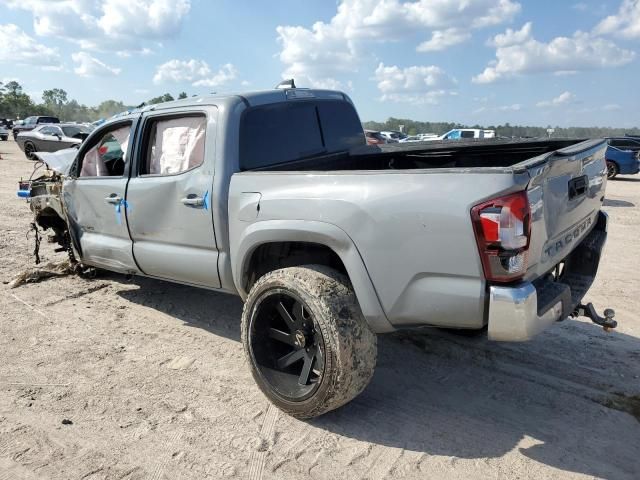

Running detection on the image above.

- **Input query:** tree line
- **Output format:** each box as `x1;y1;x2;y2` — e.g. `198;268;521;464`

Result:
2;81;638;137
364;117;640;139
0;81;188;122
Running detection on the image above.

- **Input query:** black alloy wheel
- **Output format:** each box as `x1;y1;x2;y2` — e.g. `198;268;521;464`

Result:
606;161;618;179
248;290;325;402
24;142;36;160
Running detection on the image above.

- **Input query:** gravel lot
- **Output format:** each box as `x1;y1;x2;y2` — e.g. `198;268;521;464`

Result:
1;138;639;480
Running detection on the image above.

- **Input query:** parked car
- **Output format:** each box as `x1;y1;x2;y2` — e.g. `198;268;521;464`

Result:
1;118;14;130
21;87;614;419
399;135;425;143
12;115;60;140
424;128;496;141
16;123;91;159
380;130;405;142
417;133;438;140
364;129;387;145
605;137;640;179
0;125;8;141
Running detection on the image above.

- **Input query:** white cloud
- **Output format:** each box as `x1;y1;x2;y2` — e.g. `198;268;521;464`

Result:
498;103;522;111
603;103;622;111
473;103;522;114
488;21;532;47
536;91;575;107
0;23;61;69
474;23;635;83
153;59;237;88
417;28;471;52
374;62;457;103
594;0;640;39
277;0;520;88
6;0;191;54
72;51;121;77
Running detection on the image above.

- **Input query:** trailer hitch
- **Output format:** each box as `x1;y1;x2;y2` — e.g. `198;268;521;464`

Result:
571;303;617;331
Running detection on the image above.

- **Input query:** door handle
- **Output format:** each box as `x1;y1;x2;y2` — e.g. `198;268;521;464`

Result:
181;194;205;207
181;196;204;207
105;194;122;205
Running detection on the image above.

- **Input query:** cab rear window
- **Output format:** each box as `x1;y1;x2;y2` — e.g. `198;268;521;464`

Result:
239;100;364;170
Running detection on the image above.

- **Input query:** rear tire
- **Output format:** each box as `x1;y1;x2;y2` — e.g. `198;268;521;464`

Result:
606;161;619;179
241;265;377;419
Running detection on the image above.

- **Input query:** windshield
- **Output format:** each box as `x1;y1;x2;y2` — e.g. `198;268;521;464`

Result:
61;125;90;138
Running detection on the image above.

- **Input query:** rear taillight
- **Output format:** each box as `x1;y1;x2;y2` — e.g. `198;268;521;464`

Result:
471;191;531;283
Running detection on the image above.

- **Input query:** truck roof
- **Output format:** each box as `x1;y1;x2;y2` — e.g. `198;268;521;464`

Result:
98;88;353;128
142;88;351;111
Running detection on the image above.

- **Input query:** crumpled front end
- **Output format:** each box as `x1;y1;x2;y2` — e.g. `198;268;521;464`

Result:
17;155;77;266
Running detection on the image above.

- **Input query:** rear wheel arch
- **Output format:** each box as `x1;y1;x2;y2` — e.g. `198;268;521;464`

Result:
234;221;394;333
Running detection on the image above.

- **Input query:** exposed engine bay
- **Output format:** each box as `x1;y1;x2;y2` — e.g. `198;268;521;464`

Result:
17;150;83;271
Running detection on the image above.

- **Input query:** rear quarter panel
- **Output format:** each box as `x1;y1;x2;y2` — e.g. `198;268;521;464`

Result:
229;170;529;329
606;146;640;174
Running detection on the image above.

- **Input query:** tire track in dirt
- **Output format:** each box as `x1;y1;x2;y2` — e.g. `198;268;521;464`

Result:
149;430;183;480
247;404;279;480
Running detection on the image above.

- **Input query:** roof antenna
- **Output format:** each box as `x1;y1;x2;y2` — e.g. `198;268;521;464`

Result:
275;79;296;89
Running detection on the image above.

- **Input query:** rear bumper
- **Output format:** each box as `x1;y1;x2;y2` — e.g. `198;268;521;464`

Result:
487;211;608;341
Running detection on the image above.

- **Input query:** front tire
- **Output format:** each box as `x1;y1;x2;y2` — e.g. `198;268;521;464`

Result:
606;160;619;179
241;265;377;419
24;142;37;160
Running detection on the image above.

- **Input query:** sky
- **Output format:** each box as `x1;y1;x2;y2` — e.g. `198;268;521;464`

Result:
1;0;639;127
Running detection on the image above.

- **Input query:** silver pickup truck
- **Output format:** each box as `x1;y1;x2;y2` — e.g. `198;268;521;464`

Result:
23;86;614;418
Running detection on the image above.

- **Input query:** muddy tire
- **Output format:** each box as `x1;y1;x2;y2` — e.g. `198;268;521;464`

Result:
241;265;377;419
606;160;619;179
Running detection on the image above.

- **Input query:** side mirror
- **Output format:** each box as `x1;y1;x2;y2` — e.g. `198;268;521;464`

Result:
54;133;62;140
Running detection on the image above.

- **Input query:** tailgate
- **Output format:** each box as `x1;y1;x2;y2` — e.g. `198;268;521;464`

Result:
524;139;607;280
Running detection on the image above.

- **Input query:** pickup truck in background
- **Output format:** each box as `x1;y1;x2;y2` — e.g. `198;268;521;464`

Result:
21;86;615;418
12;115;60;140
605;137;640;178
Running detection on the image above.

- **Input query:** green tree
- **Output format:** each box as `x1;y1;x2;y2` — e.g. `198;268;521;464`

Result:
148;93;175;105
42;88;69;117
178;91;188;99
0;81;37;119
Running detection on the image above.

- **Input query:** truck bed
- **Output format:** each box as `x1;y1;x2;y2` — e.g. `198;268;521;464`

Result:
250;138;588;172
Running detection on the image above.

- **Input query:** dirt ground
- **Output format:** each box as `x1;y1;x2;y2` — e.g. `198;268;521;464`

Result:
0;137;639;480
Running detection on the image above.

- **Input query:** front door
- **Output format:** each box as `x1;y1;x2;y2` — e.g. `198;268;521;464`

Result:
125;108;220;288
62;120;139;273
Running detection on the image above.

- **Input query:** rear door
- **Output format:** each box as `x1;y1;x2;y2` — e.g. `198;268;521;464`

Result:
62;120;139;273
524;139;607;279
125;107;220;288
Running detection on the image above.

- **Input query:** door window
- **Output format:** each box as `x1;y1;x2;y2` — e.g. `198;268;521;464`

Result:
142;115;206;175
79;124;131;177
40;126;60;135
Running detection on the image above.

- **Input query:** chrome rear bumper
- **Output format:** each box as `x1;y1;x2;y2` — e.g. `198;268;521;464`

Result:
488;283;563;341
